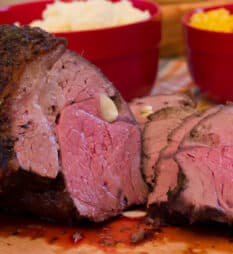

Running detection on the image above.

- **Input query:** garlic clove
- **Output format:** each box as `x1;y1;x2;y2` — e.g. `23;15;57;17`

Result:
140;105;153;118
122;210;147;219
100;94;118;123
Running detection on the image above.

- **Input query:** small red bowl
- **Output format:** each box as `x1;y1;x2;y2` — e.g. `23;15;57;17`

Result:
183;4;233;102
0;0;161;101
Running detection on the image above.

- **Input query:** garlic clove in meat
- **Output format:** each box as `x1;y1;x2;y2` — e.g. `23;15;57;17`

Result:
100;94;118;123
140;105;153;119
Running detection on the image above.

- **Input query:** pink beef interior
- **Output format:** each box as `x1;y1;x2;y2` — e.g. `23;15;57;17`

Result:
7;49;147;222
143;106;194;185
148;107;220;206
129;94;194;128
0;25;148;223
11;47;66;178
175;146;233;222
57;104;145;221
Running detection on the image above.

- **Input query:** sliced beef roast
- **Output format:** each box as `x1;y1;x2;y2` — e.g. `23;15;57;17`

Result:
143;105;195;186
173;105;233;224
129;94;194;129
147;106;221;224
0;25;148;223
180;105;232;149
147;105;233;225
174;146;232;224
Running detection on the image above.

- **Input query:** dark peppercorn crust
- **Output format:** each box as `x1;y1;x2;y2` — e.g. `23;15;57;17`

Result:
0;24;66;172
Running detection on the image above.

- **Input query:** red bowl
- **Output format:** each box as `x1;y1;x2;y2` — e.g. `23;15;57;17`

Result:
183;4;233;102
0;0;161;101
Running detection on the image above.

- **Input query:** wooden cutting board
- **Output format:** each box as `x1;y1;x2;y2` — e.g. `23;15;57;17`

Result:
1;214;233;254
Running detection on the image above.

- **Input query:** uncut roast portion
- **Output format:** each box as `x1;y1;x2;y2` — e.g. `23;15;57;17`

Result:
0;24;148;223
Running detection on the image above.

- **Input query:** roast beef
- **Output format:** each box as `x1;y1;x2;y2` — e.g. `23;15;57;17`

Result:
147;105;233;225
147;106;221;224
129;94;194;128
180;105;232;149
143;105;195;186
0;24;148;223
173;105;233;224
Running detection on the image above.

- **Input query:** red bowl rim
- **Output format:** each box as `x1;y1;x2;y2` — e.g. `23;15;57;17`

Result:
0;0;161;35
182;3;233;37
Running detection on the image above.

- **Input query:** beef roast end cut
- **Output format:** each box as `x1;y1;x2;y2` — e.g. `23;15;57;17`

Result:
0;25;148;223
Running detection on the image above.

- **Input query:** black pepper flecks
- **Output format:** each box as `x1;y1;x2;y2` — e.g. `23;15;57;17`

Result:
0;24;66;172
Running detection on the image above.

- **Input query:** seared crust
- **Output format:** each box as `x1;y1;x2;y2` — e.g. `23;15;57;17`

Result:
0;24;66;171
0;171;79;223
0;25;147;223
129;94;195;128
0;24;66;95
142;105;195;186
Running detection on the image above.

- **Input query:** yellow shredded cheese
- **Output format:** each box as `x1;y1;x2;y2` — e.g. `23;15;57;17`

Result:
190;8;233;33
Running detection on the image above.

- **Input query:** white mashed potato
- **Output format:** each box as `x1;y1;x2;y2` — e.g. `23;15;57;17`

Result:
29;0;150;32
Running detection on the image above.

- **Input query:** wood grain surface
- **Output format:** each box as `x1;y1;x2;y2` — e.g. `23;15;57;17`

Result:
1;214;233;254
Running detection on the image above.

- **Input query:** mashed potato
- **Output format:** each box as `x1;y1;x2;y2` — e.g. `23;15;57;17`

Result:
190;8;233;33
29;0;150;32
